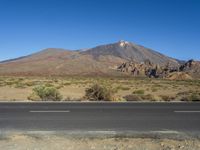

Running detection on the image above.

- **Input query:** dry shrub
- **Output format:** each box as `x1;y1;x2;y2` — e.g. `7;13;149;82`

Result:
180;93;200;102
124;94;157;101
123;95;142;101
140;94;157;101
85;83;116;101
133;89;145;95
159;95;175;101
116;85;130;91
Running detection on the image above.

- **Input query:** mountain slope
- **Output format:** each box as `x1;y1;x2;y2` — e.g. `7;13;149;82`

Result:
82;40;178;65
0;41;180;76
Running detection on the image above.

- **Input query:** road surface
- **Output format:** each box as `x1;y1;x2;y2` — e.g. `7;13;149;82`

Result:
0;102;200;133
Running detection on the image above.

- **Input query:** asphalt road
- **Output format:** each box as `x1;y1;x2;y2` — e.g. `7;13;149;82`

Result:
0;102;200;133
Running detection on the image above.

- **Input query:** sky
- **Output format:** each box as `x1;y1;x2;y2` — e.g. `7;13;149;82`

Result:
0;0;200;61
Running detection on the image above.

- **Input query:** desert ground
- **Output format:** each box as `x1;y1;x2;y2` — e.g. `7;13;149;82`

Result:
0;133;199;150
0;76;200;101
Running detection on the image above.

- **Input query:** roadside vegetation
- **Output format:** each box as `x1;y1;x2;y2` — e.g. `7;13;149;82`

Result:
28;85;63;101
0;76;200;102
85;83;117;101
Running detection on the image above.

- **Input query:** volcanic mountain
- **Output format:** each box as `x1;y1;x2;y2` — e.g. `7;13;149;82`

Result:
0;40;180;76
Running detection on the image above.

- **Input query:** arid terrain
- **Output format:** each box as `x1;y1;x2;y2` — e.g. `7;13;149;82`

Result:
0;133;200;150
0;41;199;102
0;76;199;101
1;0;200;149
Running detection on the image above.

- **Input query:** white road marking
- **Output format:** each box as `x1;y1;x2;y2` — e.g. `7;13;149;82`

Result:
29;110;70;113
174;110;200;113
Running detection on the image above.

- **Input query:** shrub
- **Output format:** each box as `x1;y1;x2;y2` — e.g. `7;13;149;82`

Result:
14;82;26;88
178;91;200;102
124;94;157;101
17;78;24;81
25;81;36;87
116;86;130;91
28;85;63;101
190;93;200;101
181;94;200;102
133;89;145;95
123;95;142;101
0;82;5;87
159;95;175;101
28;92;40;101
55;85;64;89
5;81;14;86
85;83;116;101
63;82;71;86
141;94;157;101
45;83;54;87
151;88;158;92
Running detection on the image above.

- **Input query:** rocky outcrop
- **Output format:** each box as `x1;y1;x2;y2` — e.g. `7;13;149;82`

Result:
179;59;200;73
118;59;200;79
118;59;155;76
166;72;193;80
117;59;176;78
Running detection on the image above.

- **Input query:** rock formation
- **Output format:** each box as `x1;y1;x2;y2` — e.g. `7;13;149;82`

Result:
118;59;200;79
179;59;200;73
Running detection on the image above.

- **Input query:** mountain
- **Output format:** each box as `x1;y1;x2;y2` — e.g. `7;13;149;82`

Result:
0;40;180;76
82;40;178;65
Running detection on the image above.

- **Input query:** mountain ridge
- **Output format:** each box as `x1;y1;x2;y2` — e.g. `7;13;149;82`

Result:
0;40;182;76
81;40;178;65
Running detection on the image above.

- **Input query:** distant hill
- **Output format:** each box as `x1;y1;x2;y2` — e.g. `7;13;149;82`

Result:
0;40;180;76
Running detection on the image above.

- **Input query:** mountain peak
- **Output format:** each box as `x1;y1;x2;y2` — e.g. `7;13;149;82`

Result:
118;40;130;47
81;40;179;66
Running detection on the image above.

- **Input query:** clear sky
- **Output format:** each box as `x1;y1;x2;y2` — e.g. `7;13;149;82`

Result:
0;0;199;61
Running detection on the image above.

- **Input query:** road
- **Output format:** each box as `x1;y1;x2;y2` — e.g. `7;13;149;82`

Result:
0;102;200;133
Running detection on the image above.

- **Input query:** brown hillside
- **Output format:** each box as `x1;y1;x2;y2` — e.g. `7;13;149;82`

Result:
0;41;180;76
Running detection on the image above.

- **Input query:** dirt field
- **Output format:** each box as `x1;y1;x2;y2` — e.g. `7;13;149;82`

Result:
0;76;200;101
0;133;199;150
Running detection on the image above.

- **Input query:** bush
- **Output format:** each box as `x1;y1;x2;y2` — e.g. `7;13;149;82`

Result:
178;91;200;102
189;93;200;101
133;89;145;95
85;83;116;101
140;94;157;101
116;86;130;91
151;88;158;92
123;95;142;101
124;94;156;101
5;81;14;86
28;92;40;101
180;94;200;102
14;82;26;88
159;95;175;101
28;85;63;101
25;81;36;87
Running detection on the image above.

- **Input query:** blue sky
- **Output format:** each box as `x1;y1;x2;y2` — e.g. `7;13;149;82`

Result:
0;0;200;61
